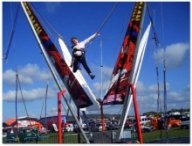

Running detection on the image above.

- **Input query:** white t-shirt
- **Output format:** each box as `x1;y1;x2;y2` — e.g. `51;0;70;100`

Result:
72;33;97;56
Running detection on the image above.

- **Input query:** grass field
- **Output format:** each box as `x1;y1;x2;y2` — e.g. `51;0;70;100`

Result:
4;127;190;144
38;132;79;143
143;127;190;143
38;127;190;143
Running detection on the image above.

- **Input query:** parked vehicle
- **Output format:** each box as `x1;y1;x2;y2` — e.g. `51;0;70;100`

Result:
18;128;38;143
39;126;49;134
3;132;7;138
126;116;151;130
88;121;99;132
73;123;89;132
180;116;190;129
106;120;119;131
64;123;74;132
5;131;18;143
142;125;153;133
168;117;181;128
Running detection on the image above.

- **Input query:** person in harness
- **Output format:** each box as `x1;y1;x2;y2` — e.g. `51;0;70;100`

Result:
70;32;99;79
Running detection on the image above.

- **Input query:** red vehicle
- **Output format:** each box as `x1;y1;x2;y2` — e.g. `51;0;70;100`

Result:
168;117;181;128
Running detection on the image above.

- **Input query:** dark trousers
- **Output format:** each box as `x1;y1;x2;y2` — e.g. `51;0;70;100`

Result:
73;55;92;74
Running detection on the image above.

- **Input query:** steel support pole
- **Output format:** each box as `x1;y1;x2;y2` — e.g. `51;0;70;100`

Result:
130;84;143;143
77;108;81;143
57;90;64;143
98;100;105;132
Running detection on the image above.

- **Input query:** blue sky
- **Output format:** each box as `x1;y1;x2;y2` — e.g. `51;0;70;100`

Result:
2;2;190;122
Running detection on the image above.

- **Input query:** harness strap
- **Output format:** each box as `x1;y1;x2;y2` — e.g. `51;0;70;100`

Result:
73;48;85;57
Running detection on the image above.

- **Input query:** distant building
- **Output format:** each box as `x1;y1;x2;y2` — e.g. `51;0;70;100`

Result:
3;116;44;132
40;115;66;131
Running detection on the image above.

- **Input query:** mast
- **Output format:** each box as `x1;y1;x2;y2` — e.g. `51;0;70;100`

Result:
163;59;168;140
20;2;90;143
156;67;160;113
15;72;18;132
117;3;147;141
45;83;48;132
163;61;167;117
100;39;105;132
100;39;103;101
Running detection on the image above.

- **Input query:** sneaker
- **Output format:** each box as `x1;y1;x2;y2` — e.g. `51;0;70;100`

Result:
89;73;95;79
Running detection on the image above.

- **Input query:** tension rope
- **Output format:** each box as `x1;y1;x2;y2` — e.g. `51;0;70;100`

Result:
96;3;119;34
40;83;49;119
147;3;163;115
33;2;118;41
3;4;20;61
147;2;168;141
146;4;160;47
17;76;29;118
15;72;30;118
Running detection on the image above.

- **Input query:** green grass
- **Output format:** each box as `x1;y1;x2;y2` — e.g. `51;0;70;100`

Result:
143;127;190;143
38;132;79;143
37;128;190;143
4;127;189;144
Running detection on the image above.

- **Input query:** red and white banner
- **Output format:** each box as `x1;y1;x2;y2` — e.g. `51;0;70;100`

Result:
103;2;145;105
22;2;93;108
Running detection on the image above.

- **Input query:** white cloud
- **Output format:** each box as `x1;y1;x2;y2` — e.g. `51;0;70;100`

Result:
47;104;74;117
3;69;32;85
47;107;58;117
92;65;113;97
92;65;113;77
136;81;170;96
3;87;55;102
136;81;146;93
137;81;189;114
92;76;189;114
153;43;189;68
3;63;52;85
98;81;189;114
101;66;113;77
148;82;170;93
166;90;190;110
93;80;110;93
